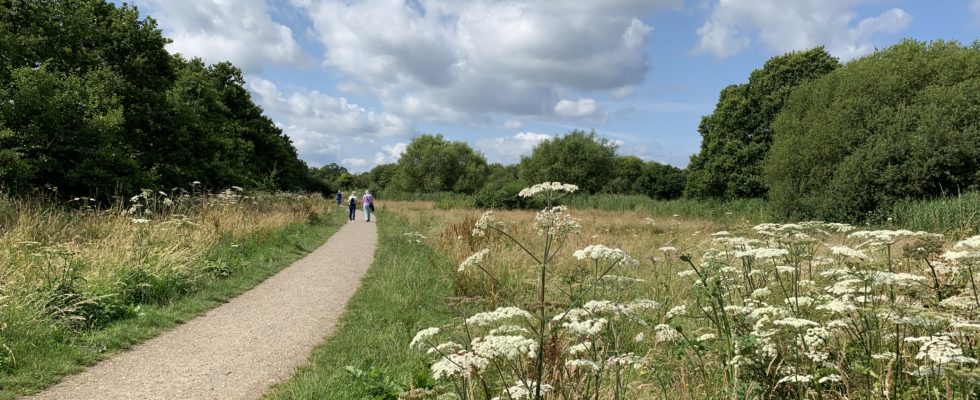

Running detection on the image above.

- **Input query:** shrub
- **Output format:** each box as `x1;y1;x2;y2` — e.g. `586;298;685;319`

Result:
767;40;980;221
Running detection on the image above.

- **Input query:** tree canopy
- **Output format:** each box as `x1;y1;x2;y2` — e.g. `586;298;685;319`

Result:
391;134;489;194
766;40;980;221
685;47;839;199
518;130;617;193
0;0;316;196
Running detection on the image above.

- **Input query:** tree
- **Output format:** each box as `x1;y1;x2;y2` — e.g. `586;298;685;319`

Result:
685;47;839;199
518;130;617;193
392;134;488;194
766;40;980;221
605;156;645;194
637;161;686;200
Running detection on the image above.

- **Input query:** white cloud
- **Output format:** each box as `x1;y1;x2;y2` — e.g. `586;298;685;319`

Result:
476;132;553;164
245;76;413;167
554;98;600;118
138;0;311;71
341;158;368;168
694;1;912;60
611;85;637;99
373;142;408;165
294;0;679;121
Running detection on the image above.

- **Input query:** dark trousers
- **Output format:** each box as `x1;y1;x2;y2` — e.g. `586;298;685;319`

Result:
349;206;356;220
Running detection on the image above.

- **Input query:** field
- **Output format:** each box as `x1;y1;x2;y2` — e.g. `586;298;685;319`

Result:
271;188;980;399
0;190;341;398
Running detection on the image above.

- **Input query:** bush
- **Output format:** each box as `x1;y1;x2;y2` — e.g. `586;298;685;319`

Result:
766;40;980;221
473;181;529;209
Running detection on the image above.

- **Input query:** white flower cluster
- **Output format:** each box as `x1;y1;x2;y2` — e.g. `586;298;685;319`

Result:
403;232;426;244
466;306;534;327
517;182;579;198
458;249;490;272
572;244;639;267
906;335;978;364
534;206;580;237
848;229;932;245
830;245;868;259
431;351;490;380
472;211;496;237
944;235;980;261
410;327;441;349
472;334;538;360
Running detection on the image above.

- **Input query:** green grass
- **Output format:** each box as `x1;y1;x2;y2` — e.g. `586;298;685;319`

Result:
0;210;346;399
562;193;773;222
889;191;980;235
264;215;457;399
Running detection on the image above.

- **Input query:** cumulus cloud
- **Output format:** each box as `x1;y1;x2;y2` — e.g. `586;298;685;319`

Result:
503;120;524;130
137;0;311;71
245;76;413;166
341;158;369;168
374;142;408;165
293;0;679;121
694;1;912;60
476;132;553;164
554;98;600;118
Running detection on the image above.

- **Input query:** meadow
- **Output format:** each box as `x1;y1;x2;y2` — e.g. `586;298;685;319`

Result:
0;189;340;398
273;185;980;399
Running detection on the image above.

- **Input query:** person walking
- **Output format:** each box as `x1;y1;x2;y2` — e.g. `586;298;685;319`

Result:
362;190;374;222
347;192;358;222
335;190;342;206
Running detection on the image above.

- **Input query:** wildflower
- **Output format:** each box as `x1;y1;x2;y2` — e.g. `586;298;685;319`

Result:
654;324;680;342
472;211;495;237
658;246;677;252
566;359;601;371
818;374;842;384
606;353;644;368
534;206;580;237
130;218;151;224
712;231;730;237
754;248;789;259
517;182;578;198
563;318;607;336
431;351;489;380
567;342;590;355
750;287;771;299
472;334;538;360
489;325;529;335
830;245;868;259
665;305;687;320
410;327;440;349
466;307;533;327
634;332;646;342
643;217;655;225
906;336;978;364
817;299;857;314
458;249;490;272
773;317;820;328
572;244;639;267
697;333;717;342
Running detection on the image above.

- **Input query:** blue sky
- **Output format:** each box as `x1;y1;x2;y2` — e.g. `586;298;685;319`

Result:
118;0;980;172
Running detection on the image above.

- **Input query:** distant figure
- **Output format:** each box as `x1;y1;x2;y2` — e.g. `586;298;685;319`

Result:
362;191;374;222
335;190;342;206
347;192;358;222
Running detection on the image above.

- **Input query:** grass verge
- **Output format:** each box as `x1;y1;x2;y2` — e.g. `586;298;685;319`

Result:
264;214;456;399
0;209;345;399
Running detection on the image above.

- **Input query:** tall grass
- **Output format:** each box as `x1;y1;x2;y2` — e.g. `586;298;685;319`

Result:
890;192;980;235
563;194;772;222
0;190;340;397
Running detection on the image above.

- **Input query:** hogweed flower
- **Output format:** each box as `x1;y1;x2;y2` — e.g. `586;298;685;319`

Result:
493;381;554;400
466;307;534;327
518;182;579;198
472;211;496;237
458;249;490;272
534;206;580;237
572;244;639;267
410;327;440;349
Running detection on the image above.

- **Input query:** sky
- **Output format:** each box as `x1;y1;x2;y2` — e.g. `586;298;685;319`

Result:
116;0;980;172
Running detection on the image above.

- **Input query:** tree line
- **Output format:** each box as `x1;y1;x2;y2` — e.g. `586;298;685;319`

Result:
0;0;321;197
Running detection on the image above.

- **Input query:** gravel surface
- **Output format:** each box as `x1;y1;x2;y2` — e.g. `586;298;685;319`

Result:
30;220;378;400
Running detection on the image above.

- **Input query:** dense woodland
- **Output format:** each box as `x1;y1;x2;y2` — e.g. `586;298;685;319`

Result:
2;0;979;223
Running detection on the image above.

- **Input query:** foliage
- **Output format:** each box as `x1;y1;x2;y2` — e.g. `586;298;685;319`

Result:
518;130;617;193
392;134;489;194
767;40;980;221
606;157;686;200
686;47;839;199
0;0;314;196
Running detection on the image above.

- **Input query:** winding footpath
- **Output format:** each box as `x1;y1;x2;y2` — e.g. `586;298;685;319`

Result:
31;219;378;400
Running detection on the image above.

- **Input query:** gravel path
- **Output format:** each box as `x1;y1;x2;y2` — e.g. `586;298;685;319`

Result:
30;219;378;400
